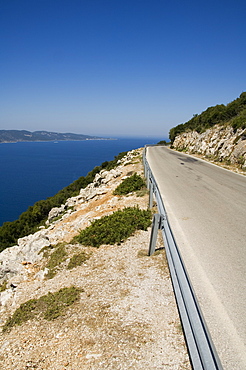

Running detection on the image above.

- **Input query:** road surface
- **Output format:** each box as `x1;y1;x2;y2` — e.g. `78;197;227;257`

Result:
146;146;246;370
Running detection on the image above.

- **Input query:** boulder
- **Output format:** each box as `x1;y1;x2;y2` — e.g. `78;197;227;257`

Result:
47;205;65;222
0;231;50;284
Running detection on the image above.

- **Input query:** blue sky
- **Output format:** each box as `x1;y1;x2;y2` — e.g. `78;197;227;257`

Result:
1;0;246;138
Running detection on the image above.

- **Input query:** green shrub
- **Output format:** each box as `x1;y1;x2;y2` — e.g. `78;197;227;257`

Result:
238;155;246;166
45;243;67;279
169;92;246;143
0;281;7;292
157;140;169;145
74;207;152;248
3;286;81;332
230;107;246;131
67;252;90;269
113;173;146;195
38;244;55;258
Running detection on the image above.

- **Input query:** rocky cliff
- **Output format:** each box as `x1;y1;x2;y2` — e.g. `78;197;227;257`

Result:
172;125;246;171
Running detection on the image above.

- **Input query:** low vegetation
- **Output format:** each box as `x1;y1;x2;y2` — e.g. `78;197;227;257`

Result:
0;151;128;252
67;251;90;269
45;243;67;279
73;206;152;248
169;92;246;143
157;140;170;145
113;173;146;195
3;286;81;332
0;281;7;292
39;242;91;277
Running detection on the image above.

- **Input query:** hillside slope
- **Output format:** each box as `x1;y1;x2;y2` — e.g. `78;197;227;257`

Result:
169;93;246;171
0;149;191;370
169;92;246;142
172;124;246;171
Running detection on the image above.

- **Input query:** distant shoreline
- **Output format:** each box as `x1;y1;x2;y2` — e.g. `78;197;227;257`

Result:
0;129;114;144
0;138;115;144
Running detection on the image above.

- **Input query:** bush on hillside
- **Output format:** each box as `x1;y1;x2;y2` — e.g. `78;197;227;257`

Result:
169;92;246;143
113;173;146;195
3;286;81;332
73;207;152;248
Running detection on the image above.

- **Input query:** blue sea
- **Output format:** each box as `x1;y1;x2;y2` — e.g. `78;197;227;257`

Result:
0;137;163;226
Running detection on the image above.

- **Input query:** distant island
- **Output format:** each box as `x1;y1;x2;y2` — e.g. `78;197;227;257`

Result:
0;130;109;143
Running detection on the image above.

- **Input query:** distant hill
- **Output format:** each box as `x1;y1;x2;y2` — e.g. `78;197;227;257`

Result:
169;92;246;143
0;130;106;143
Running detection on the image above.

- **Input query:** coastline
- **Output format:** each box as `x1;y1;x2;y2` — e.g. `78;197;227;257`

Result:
0;138;163;226
0;138;114;144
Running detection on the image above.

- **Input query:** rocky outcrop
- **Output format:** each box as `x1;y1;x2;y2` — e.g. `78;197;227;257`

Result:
0;232;50;283
172;125;246;169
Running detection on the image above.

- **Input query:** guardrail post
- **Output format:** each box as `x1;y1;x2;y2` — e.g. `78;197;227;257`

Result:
149;181;153;209
146;170;150;190
148;213;162;256
143;156;147;178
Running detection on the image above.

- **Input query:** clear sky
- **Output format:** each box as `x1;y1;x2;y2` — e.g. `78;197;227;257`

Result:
1;0;246;138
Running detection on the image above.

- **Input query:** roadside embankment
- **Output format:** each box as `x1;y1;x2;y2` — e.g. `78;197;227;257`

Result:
0;148;191;370
172;124;246;173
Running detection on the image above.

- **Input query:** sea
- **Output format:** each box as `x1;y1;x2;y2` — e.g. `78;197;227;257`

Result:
0;137;164;226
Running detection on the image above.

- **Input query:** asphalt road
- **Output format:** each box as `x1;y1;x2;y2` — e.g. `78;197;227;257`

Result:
146;146;246;370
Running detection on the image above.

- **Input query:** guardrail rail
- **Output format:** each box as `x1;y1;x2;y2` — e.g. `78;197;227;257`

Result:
143;147;223;370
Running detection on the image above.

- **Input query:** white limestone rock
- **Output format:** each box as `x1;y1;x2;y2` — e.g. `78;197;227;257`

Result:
0;289;14;308
47;205;65;222
173;125;246;166
0;231;50;284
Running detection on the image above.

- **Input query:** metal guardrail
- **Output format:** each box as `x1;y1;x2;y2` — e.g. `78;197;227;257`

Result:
143;147;223;370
